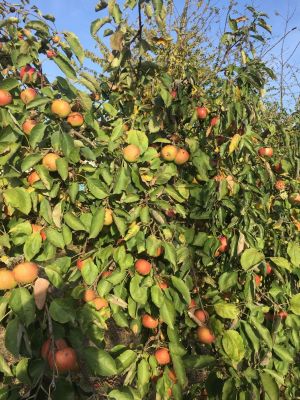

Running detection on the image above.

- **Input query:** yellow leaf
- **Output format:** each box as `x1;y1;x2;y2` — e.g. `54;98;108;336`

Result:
229;134;241;154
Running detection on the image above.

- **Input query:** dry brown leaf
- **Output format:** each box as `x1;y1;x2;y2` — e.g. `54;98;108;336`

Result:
34;278;50;310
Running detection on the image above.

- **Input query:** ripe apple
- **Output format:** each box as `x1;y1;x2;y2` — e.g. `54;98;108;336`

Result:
104;209;113;226
289;193;300;205
52;35;60;43
142;314;159;329
83;289;96;302
51;99;71;118
258;147;273;157
42;153;60;171
254;274;262;286
210;116;219;126
197;327;215;344
48;347;78;372
168;369;177;383
76;259;84;270
46;49;57;58
216;135;226;145
194;309;209;323
158;280;168;290
0;269;17;290
274;180;285;191
12;262;38;284
20;88;37;104
278;311;288;319
273;162;282;173
196;107;208;120
170;90;177;99
161;145;178;161
135;259;152;275
174;148;190;165
155;348;170;365
67;112;84;127
215;236;228;256
123;144;141;162
101;270;112;278
41;338;68;360
22;119;37;135
165;209;176;218
91;297;108;310
20;64;36;82
266;262;272;275
0;89;12;106
27;171;40;185
31;224;47;241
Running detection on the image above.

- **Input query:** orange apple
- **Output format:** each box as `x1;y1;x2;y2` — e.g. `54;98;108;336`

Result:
20;88;37;104
22;119;37;135
0;89;12;106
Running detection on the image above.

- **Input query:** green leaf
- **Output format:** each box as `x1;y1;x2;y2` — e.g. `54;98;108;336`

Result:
104;102;118;116
270;257;292;272
64;31;85;64
137;359;150;397
26;97;51;110
56;157;69;181
87;178;109;199
90;17;111;36
129;274;148;305
26;20;49;34
5;319;21;356
160;298;175;329
52;54;77;80
218;272;238;291
3;187;32;215
89;207;105;238
250;317;272;349
9;288;35;326
0;78;19;90
290;294;300;315
260;372;279;400
163;242;177;266
171;276;191;304
0;355;12;376
287;242;300;267
171;352;188;388
44;227;65;249
127;130;148;153
108;389;133;400
214;302;239;319
83;347;117;376
49;299;76;323
21;154;43;172
241;248;264;270
116;350;137;373
29;123;46;148
81;259;99;285
24;232;42;260
183;355;216;369
113;166;131;194
64;212;87;231
15;358;31;384
222;330;245;366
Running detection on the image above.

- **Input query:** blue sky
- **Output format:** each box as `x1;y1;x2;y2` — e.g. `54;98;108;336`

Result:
30;0;300;105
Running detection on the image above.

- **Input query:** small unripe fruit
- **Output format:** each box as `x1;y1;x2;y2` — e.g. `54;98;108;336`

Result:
101;270;112;278
258;147;273;157
273;162;282;173
174;148;190;165
135;259;152;275
51;99;71;118
20;88;37;104
12;262;38;284
142;314;159;329
275;180;285;191
27;171;40;185
83;289;97;302
170;90;177;99
161;145;178;161
168;369;177;383
155;348;170;365
123;144;141;163
196;107;208;120
48;347;78;372
104;209;113;226
67;112;84;127
91;297;108;310
42;153;60;171
266;262;272;275
0;269;17;290
194;309;209;323
289;193;300;205
197;327;215;344
255;274;262;286
0;89;12;106
189;299;197;309
278;311;288;319
76;259;85;270
22;119;37;135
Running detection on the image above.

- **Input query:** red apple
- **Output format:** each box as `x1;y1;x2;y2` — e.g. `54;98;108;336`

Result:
258;147;273;157
0;89;12;106
196;107;208;120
